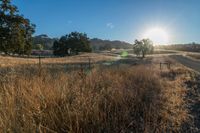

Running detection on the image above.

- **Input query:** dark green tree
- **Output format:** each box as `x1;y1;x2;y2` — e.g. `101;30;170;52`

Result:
0;0;35;55
53;32;92;56
53;40;64;56
133;39;154;58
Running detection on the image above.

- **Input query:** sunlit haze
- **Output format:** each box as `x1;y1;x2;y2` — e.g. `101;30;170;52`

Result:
143;27;169;45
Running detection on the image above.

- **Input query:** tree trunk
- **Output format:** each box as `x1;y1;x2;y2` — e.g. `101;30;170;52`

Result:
142;52;145;58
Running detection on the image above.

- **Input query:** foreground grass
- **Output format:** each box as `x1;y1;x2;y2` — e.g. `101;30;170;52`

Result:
0;64;191;132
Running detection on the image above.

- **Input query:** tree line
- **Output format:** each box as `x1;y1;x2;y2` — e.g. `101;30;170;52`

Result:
156;42;200;52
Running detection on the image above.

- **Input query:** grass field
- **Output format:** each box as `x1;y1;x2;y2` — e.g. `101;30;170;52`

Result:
0;53;115;67
0;54;199;132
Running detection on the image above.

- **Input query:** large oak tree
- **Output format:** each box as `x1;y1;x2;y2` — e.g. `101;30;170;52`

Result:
53;32;92;56
0;0;35;55
133;39;154;58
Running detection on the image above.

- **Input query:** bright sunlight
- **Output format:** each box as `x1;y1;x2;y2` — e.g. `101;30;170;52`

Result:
143;27;169;45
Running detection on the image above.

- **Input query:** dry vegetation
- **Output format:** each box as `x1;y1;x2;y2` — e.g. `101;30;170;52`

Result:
0;54;199;132
0;53;115;68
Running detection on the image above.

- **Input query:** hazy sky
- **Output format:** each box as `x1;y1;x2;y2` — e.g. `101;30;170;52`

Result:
13;0;200;43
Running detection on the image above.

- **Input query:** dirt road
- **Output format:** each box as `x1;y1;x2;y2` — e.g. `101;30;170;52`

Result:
170;55;200;73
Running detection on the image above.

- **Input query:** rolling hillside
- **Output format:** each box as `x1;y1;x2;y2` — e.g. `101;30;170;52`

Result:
32;35;133;51
32;34;58;50
90;38;133;51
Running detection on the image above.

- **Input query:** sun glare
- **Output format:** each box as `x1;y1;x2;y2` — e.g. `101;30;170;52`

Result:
143;27;169;45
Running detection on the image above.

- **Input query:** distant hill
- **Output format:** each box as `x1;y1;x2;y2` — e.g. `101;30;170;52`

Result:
32;35;133;51
32;34;58;50
90;38;132;51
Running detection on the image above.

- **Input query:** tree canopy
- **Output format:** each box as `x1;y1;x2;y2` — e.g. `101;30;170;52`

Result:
53;32;92;56
0;0;35;55
133;39;154;58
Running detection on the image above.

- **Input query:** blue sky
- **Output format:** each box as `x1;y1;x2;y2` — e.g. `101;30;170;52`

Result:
13;0;200;43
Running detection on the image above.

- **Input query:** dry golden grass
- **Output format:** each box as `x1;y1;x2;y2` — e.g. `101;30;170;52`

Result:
0;53;115;68
0;62;191;133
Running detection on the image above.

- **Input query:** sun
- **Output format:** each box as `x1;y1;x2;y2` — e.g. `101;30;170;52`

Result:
143;27;169;45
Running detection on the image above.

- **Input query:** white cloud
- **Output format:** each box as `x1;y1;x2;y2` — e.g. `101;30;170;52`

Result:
106;23;115;29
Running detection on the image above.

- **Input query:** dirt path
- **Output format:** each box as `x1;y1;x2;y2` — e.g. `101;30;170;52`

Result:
170;55;200;73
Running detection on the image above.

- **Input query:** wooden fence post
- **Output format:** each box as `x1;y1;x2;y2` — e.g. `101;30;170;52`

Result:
160;62;172;70
168;63;171;69
39;55;41;67
160;62;162;70
38;55;42;76
88;57;91;70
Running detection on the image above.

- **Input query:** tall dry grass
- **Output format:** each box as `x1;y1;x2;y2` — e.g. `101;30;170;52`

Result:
0;65;189;133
